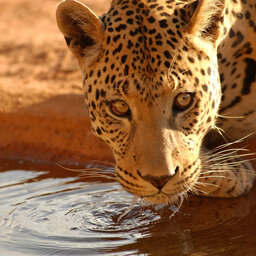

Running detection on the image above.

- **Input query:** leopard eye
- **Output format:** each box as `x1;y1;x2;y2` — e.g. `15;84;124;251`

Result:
173;93;194;112
110;100;130;117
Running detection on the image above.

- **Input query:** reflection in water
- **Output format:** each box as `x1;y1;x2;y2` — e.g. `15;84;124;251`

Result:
0;159;256;256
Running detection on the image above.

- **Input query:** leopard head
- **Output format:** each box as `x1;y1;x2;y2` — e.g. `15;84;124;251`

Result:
56;0;225;205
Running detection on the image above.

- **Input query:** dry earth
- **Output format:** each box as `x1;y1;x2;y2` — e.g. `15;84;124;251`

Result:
0;0;113;164
1;0;256;165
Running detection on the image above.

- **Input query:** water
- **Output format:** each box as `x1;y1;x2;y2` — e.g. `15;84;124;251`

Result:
0;159;256;256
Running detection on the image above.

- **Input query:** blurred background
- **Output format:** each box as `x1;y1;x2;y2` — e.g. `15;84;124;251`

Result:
0;0;113;164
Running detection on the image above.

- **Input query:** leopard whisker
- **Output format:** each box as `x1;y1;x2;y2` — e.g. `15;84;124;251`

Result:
201;149;251;162
88;160;115;167
76;173;116;180
56;163;108;173
202;147;250;158
192;184;210;195
207;133;254;153
212;124;229;142
202;155;255;167
201;151;255;165
206;158;255;167
169;194;184;219
196;181;221;188
85;130;94;138
218;114;245;119
199;175;227;179
201;167;255;175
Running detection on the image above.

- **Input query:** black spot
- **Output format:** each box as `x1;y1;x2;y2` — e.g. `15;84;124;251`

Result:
116;24;127;32
232;83;237;88
89;70;94;77
130;28;139;36
172;18;178;23
183;46;188;51
142;9;150;16
113;43;123;55
96;127;102;135
148;28;156;34
164;50;172;59
159;19;168;28
127;40;133;49
111;75;116;83
202;84;208;92
101;89;106;97
229;28;235;38
195;77;199;86
113;35;121;42
155;33;162;40
220;73;224;83
148;16;155;23
126;10;134;16
88;84;92;93
105;75;109;84
207;117;211;123
91;101;96;110
156;40;163;46
171;37;178;43
188;57;195;63
124;65;129;75
114;17;122;22
166;40;175;49
232;31;244;47
95;89;100;100
241;58;256;95
165;61;170;68
112;10;118;16
127;18;133;25
167;29;175;36
121;55;128;64
231;68;237;75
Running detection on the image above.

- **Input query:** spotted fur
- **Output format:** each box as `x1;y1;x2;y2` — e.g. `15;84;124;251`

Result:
57;0;256;205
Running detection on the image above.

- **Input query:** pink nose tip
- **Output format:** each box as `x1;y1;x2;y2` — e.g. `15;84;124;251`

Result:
138;167;179;190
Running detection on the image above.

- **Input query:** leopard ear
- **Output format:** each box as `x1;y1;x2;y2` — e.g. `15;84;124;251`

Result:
56;0;105;67
185;0;225;44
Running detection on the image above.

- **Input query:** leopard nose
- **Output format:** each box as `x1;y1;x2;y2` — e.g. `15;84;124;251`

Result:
138;166;179;190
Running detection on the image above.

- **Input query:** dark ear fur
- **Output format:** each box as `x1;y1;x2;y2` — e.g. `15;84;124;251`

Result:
56;0;105;66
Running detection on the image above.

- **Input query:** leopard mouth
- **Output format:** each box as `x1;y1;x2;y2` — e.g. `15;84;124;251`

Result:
116;164;201;205
139;169;201;205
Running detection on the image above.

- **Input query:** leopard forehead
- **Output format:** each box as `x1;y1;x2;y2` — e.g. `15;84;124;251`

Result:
83;0;219;103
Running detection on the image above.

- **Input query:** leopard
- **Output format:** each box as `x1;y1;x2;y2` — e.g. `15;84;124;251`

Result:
56;0;256;206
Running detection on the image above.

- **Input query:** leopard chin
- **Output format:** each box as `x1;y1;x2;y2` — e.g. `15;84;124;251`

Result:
141;192;184;207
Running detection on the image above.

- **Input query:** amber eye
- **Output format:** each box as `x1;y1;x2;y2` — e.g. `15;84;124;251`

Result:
173;93;194;112
110;100;130;117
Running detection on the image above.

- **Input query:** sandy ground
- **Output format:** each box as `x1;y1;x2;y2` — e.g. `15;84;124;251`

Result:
0;0;113;164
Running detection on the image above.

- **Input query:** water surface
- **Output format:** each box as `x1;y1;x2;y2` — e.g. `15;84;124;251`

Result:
0;159;256;256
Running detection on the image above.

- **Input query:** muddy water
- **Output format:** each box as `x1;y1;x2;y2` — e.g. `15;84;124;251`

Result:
0;159;256;256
